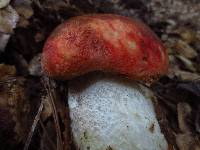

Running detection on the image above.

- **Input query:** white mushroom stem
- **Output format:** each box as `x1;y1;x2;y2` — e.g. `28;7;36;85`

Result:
68;73;168;150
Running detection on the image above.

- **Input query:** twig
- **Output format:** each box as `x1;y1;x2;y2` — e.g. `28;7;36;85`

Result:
0;77;17;84
39;120;57;150
23;100;44;150
42;77;64;150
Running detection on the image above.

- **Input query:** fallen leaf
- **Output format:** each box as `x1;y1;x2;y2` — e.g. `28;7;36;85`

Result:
0;5;19;51
13;0;33;27
0;5;19;34
14;0;33;19
177;103;192;133
0;64;16;79
176;55;196;72
168;68;200;81
174;39;198;59
176;133;200;150
176;27;196;44
0;0;10;8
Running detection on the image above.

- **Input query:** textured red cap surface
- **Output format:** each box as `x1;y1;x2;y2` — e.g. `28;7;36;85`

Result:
42;14;168;82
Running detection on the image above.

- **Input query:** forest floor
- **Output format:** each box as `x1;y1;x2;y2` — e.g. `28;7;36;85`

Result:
0;0;200;150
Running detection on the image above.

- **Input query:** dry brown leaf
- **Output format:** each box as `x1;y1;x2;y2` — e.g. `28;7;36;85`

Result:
177;103;192;133
168;68;200;81
13;0;33;27
175;70;200;81
0;64;16;79
0;5;19;34
174;39;198;59
0;5;19;51
176;133;200;150
176;27;196;44
176;55;196;72
0;0;10;8
0;77;29;144
14;3;33;19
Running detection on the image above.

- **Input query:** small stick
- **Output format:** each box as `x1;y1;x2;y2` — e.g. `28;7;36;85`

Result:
42;77;64;150
39;120;57;150
23;100;44;150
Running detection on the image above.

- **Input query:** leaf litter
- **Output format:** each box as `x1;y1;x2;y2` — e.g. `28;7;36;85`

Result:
0;0;200;150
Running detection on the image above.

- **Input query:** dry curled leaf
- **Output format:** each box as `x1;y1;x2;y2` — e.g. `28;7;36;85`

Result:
0;0;10;8
14;0;33;19
177;103;192;133
176;55;196;72
0;64;16;79
13;0;33;27
177;27;196;44
176;133;200;150
174;39;198;59
0;77;29;145
168;68;200;81
0;5;19;34
0;5;19;51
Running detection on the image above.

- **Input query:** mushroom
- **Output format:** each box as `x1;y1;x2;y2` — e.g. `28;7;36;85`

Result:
42;14;169;150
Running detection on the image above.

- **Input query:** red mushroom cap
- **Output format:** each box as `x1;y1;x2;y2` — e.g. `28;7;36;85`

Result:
42;14;169;82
